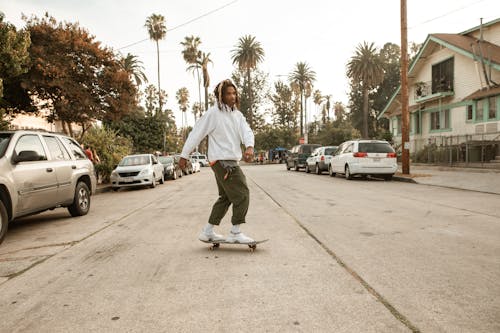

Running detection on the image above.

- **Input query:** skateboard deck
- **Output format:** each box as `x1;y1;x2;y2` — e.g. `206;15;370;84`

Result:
200;239;269;251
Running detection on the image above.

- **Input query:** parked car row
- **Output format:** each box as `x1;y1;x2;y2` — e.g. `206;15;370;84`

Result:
286;140;397;180
110;154;201;191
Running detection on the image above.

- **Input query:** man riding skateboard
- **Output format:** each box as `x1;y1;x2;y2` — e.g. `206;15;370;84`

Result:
179;79;255;244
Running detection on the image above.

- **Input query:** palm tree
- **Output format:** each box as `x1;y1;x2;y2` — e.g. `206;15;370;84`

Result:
231;35;265;129
145;14;167;112
121;53;148;87
289;62;316;138
324;95;331;121
200;52;213;111
181;36;202;112
313;89;324;122
347;41;385;138
176;87;190;141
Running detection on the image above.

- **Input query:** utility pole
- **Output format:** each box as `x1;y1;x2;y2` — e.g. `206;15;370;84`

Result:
400;0;410;174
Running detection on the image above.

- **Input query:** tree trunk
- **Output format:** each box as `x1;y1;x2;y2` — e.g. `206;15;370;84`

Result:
246;68;253;129
156;41;161;113
196;67;202;113
300;91;304;138
204;84;209;111
362;87;369;138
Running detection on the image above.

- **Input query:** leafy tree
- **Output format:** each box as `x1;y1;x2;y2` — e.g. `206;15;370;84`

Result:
270;80;297;129
121;53;148;87
308;120;360;146
145;13;167;111
81;126;133;183
289;61;316;138
313;89;325;124
0;13;31;121
13;14;136;137
231;35;265;129
231;68;269;131
346;41;384;138
255;124;298;151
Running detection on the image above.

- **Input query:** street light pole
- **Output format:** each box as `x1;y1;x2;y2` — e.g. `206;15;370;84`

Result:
400;0;410;174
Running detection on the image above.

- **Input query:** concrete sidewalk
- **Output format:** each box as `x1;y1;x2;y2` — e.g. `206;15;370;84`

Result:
392;164;500;195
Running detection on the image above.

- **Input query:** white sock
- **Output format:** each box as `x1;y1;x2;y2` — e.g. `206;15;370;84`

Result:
204;223;214;233
231;225;240;234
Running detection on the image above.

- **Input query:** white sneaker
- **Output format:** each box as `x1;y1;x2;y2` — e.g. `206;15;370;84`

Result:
226;232;254;244
198;229;225;242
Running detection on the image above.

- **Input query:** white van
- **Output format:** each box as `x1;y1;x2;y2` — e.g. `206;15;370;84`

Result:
190;154;209;167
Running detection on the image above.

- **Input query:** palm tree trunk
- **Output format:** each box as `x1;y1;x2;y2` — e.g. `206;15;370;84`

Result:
196;67;202;113
363;88;369;138
156;40;161;113
246;68;253;129
300;91;304;138
204;85;209;111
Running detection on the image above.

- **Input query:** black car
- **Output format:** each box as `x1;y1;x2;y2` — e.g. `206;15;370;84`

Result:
158;156;183;180
286;144;321;171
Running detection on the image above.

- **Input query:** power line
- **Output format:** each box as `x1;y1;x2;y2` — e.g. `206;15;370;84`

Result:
117;0;238;50
409;0;486;29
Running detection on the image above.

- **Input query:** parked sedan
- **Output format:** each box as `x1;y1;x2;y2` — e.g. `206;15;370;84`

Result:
305;146;338;174
110;154;164;190
329;140;397;180
158;155;183;180
190;157;201;173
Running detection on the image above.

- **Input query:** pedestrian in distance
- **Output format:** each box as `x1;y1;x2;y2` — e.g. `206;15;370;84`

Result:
179;79;255;244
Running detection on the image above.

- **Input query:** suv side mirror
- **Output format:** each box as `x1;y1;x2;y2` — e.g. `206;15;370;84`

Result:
12;150;42;163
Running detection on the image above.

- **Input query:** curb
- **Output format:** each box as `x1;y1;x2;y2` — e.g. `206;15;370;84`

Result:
391;176;417;184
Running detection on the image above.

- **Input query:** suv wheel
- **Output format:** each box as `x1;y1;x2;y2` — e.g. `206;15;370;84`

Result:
0;201;8;245
68;181;91;217
286;163;290;171
345;165;353;180
160;174;165;184
329;165;336;177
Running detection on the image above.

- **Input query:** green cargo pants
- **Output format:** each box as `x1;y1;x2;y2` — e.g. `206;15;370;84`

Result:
208;161;249;226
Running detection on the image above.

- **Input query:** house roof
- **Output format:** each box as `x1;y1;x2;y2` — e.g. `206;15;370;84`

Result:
429;33;500;68
379;18;500;119
463;85;500;101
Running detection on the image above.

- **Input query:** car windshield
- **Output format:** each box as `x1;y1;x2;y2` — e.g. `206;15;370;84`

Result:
158;156;173;164
0;133;13;158
325;147;337;155
302;145;319;154
358;142;395;153
119;155;150;166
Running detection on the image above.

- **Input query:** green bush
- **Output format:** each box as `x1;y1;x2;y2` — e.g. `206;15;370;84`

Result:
82;126;133;183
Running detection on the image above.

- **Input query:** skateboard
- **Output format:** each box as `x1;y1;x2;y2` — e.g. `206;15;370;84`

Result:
200;239;269;252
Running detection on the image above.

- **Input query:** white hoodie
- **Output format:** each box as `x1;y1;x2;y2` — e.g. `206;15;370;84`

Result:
180;104;254;162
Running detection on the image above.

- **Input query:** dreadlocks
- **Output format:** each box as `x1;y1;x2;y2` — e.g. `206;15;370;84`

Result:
213;79;240;111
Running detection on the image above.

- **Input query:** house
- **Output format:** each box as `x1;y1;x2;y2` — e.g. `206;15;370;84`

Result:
379;18;500;165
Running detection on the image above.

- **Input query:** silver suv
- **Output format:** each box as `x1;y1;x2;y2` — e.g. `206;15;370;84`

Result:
0;130;97;244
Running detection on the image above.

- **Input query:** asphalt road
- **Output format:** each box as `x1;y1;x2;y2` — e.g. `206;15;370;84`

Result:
0;164;499;332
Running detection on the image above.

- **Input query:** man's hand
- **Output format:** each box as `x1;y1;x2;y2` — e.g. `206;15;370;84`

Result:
179;157;187;170
243;147;254;163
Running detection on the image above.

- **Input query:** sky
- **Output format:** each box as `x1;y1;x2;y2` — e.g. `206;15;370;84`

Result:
1;0;499;127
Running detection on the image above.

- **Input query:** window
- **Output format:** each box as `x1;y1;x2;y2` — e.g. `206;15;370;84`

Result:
62;137;86;159
466;105;473;121
476;99;484;121
43;136;71;160
431;112;440;130
443;109;450;128
488;96;497;119
14;134;47;160
432;58;454;93
414;112;421;134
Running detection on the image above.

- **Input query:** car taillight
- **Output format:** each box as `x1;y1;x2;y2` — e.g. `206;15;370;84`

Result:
321;155;324;161
353;152;367;157
387;152;397;158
